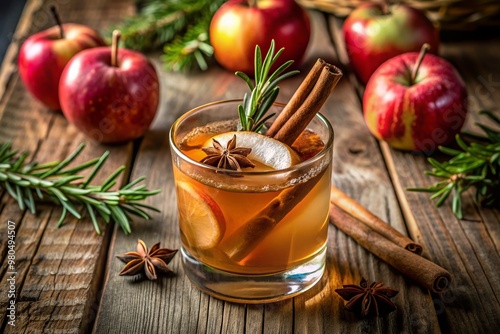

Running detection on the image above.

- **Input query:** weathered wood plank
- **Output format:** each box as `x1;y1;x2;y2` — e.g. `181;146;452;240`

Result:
0;0;135;332
94;10;437;333
0;134;130;333
328;15;500;334
92;62;230;333
443;40;500;254
294;13;439;334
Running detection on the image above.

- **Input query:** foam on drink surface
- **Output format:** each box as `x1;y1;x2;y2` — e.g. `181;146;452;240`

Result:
177;120;326;192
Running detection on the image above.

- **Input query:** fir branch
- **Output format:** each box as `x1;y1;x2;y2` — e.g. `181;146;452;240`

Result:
161;23;213;72
108;0;225;71
0;143;160;234
408;111;500;218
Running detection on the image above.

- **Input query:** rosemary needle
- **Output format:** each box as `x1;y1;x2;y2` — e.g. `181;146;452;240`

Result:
409;111;500;218
0;143;160;234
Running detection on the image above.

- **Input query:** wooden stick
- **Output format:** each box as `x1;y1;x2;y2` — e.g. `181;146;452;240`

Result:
272;64;342;146
329;204;451;293
330;186;423;254
266;58;327;137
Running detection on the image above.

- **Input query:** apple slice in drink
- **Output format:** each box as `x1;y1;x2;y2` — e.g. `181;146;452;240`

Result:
204;131;302;170
176;181;226;250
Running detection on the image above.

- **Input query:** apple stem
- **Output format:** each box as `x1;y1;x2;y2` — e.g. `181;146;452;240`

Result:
50;6;64;39
411;43;431;85
248;0;257;8
381;0;389;14
111;30;121;67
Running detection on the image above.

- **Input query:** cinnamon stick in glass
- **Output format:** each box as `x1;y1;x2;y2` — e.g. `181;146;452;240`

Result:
218;60;342;261
330;185;423;254
266;58;327;138
218;169;326;261
272;64;342;146
329;203;451;293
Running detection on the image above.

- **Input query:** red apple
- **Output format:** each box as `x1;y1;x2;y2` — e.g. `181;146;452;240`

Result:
343;3;439;84
59;37;159;144
209;0;310;74
18;23;105;110
363;46;468;152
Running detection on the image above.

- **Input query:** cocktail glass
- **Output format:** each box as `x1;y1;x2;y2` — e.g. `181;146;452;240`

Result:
169;99;333;303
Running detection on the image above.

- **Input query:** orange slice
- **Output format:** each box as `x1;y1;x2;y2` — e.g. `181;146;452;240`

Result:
291;129;325;160
176;181;225;249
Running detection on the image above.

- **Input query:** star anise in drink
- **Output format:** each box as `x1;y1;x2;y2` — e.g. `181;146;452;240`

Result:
335;277;399;317
200;134;255;171
117;239;177;280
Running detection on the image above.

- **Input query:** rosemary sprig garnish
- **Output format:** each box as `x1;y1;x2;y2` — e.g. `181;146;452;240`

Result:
236;40;299;132
409;111;500;218
0;143;160;234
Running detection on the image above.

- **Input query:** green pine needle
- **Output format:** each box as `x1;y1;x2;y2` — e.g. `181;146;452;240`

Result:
108;0;225;72
0;143;161;234
161;25;213;72
408;111;500;218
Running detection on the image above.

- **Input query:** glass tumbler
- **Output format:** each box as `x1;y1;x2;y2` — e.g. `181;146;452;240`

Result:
169;100;334;303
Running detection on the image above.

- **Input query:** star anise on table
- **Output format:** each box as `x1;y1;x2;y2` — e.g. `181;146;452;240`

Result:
116;239;178;280
335;277;399;317
200;134;255;171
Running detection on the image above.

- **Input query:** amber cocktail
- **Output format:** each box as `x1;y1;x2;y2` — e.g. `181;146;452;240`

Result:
169;99;333;303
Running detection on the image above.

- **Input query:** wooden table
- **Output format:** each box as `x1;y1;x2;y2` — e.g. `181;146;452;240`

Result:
0;0;499;333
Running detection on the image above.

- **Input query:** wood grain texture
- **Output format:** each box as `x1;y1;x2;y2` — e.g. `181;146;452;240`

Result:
383;42;500;334
328;16;500;334
0;0;134;332
94;10;437;333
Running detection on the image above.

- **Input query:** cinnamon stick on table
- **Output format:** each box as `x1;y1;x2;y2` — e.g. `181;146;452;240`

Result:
330;186;423;254
217;60;342;261
329;203;451;293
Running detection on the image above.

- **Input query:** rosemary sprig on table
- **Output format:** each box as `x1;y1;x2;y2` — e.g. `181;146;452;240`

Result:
236;40;299;132
108;0;224;72
409;111;500;218
0;143;160;234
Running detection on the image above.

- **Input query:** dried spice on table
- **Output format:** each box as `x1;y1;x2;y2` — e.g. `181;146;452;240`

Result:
335;277;399;317
329;204;451;293
117;239;178;280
